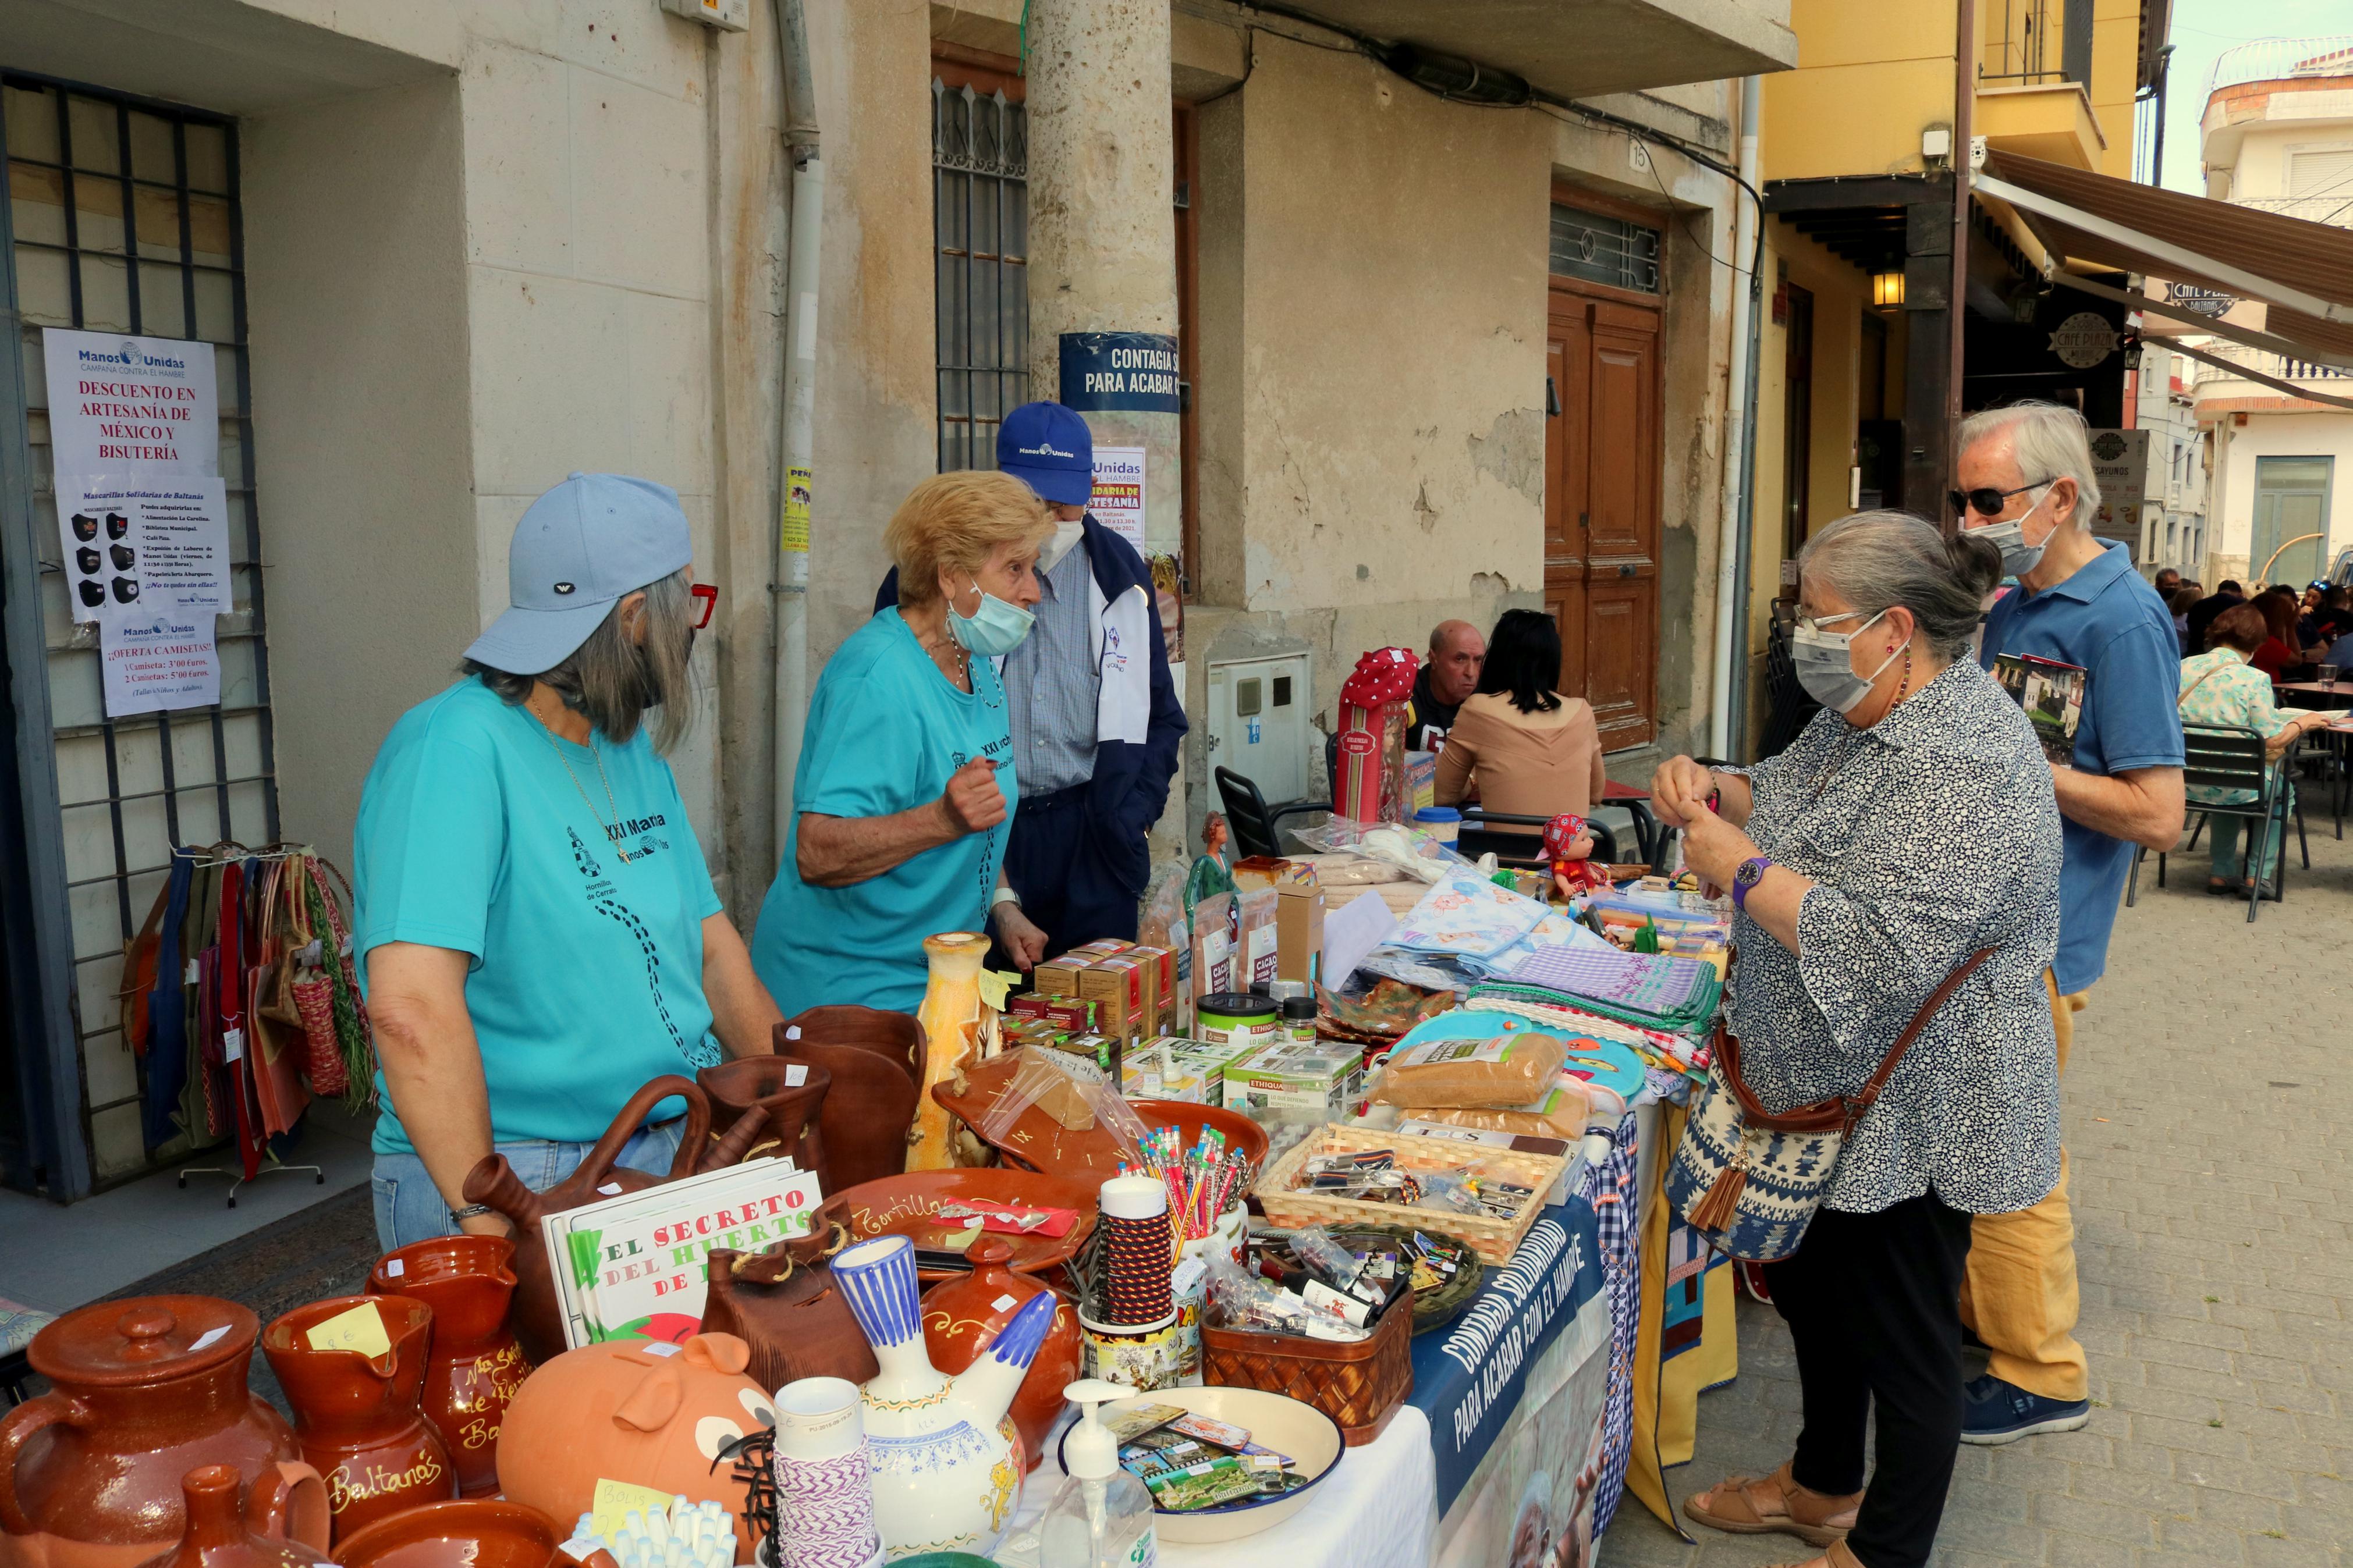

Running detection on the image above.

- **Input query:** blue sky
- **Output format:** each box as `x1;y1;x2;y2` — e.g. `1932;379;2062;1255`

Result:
2142;0;2353;192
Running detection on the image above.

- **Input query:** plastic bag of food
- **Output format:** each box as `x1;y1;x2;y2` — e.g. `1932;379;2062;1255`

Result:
1409;1075;1595;1140
1371;1031;1567;1110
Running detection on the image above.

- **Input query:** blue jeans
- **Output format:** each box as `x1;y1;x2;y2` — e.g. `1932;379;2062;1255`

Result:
370;1118;688;1251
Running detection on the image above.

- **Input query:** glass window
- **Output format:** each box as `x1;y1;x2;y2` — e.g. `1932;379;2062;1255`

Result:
1549;204;1662;294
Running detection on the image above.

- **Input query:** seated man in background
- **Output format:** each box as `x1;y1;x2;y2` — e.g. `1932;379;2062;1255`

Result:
1406;618;1485;751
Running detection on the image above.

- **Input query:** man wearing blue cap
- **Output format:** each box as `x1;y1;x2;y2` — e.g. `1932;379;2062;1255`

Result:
878;403;1187;959
354;472;783;1249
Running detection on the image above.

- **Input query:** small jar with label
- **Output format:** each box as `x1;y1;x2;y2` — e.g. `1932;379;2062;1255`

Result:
1280;994;1318;1045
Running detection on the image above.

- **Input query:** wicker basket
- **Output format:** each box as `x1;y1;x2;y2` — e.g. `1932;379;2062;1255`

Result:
1201;1280;1414;1446
1252;1122;1566;1265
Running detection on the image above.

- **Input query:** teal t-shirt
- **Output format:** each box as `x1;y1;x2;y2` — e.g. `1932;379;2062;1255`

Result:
354;677;725;1155
751;609;1016;1015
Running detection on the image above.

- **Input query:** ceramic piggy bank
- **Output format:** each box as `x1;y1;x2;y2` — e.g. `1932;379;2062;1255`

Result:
493;1334;773;1562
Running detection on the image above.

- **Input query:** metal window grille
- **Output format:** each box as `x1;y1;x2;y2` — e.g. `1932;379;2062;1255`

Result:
2;72;279;1187
1548;204;1661;295
932;76;1028;472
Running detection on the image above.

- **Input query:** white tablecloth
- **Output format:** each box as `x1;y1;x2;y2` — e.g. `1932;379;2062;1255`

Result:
993;1404;1437;1568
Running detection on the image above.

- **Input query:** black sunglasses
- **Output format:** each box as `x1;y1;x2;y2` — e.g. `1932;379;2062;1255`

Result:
1949;479;2052;518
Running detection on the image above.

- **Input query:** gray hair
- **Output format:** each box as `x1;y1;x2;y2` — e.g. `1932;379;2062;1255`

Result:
1958;401;2104;522
1797;510;2004;660
465;568;698;753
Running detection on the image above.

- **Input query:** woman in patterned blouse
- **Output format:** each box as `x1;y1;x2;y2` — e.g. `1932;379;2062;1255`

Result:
2178;603;2334;894
1652;512;2064;1568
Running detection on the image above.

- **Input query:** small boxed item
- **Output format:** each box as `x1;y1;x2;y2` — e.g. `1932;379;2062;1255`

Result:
1073;938;1133;959
1078;959;1141;1044
1036;953;1092;999
1127;944;1174;1027
1276;882;1325;987
1222;1040;1362;1119
1404;750;1437;813
1010;992;1099;1034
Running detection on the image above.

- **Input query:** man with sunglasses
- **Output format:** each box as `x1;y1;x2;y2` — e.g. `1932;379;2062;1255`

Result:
1955;403;2185;1447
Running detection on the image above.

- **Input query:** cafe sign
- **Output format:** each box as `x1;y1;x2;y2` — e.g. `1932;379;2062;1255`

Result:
2049;311;2120;369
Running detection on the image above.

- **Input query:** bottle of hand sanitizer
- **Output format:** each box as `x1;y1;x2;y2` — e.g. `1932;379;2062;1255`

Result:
1039;1380;1158;1568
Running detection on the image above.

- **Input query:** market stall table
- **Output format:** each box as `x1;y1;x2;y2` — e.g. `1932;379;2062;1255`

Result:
2273;680;2353;710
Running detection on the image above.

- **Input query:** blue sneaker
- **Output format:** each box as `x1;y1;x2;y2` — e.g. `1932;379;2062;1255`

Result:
1960;1374;2091;1444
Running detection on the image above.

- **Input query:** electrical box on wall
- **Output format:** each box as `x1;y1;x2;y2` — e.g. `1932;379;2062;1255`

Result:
1206;654;1313;808
659;0;750;30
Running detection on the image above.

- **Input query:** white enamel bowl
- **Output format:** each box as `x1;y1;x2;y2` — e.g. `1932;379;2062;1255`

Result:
1056;1384;1347;1544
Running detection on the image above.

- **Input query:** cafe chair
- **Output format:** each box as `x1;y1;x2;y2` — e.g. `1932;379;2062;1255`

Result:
1213;765;1330;861
2127;725;2300;923
1457;808;1620;870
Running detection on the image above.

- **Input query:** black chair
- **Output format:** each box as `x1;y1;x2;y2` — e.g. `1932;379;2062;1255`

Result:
2127;725;2298;923
1213;765;1330;860
1456;808;1620;869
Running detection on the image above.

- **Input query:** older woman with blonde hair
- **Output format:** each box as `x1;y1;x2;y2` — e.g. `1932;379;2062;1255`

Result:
751;470;1053;1014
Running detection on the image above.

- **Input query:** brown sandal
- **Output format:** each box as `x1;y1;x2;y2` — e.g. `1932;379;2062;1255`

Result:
1766;1542;1866;1568
1683;1461;1861;1547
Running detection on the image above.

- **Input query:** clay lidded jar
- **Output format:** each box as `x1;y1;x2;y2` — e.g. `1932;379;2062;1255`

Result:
917;1238;1082;1474
260;1297;454;1544
0;1296;329;1568
366;1239;529;1498
128;1466;317;1568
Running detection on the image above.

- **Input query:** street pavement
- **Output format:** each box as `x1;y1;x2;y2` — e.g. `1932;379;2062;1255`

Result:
1599;807;2352;1567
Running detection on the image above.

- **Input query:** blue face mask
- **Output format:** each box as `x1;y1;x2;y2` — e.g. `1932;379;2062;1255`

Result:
946;575;1035;656
1791;609;1904;717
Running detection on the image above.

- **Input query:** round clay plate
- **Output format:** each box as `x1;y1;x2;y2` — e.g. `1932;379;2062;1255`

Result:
1053;1384;1346;1544
819;1168;1098;1281
329;1500;561;1568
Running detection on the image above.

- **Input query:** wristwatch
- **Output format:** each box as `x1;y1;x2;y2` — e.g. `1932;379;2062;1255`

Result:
990;886;1022;913
1731;856;1774;911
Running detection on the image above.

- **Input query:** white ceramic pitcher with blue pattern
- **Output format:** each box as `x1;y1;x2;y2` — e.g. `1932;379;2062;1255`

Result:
831;1233;1056;1561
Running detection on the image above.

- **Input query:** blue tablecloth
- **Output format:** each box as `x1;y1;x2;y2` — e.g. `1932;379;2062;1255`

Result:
1406;1191;1612;1515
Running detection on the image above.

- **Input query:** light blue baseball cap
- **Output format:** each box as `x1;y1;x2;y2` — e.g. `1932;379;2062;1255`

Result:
464;472;693;675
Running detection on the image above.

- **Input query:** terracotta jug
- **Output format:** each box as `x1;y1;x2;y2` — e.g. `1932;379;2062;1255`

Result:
127;1466;317;1568
495;1335;770;1563
459;1075;718;1364
260;1297;453;1544
777;1004;925;1084
693;1057;832;1190
325;1499;560;1568
0;1297;329;1568
908;932;991;1171
365;1239;528;1498
773;1036;919;1195
918;1238;1082;1474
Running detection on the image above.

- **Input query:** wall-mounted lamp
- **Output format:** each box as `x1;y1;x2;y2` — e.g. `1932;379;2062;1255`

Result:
1872;269;1905;308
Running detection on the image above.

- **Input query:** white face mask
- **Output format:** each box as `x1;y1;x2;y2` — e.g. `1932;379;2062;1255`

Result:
1969;483;2057;578
1037;518;1086;572
1791;609;1907;716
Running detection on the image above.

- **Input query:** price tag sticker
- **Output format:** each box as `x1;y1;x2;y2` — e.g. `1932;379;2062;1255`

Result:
222;1028;245;1064
597;1182;623;1196
189;1325;232;1352
591;1478;676;1541
640;1342;682;1358
784;1064;807;1087
303;1301;391;1358
383;1258;405;1278
991;1293;1020;1314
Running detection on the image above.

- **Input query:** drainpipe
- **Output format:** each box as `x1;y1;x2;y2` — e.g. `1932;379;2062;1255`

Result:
772;0;821;871
1709;74;1762;762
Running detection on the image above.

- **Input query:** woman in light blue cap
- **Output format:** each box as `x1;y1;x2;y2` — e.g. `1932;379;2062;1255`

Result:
354;472;782;1249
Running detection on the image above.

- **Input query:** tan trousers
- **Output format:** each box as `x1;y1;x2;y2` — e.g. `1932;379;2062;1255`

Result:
1957;973;2089;1403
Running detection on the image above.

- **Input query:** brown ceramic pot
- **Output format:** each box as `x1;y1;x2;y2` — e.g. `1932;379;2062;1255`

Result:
326;1500;559;1568
699;1231;880;1395
694;1058;832;1190
917;1238;1082;1474
127;1466;318;1568
776;1004;925;1084
366;1239;528;1499
773;1037;919;1194
260;1297;454;1545
460;1076;718;1365
0;1297;329;1568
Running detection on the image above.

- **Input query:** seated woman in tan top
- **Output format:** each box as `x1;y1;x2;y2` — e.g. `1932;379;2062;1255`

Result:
1433;608;1606;843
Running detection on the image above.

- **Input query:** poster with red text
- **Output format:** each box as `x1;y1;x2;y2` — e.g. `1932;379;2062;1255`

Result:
98;608;221;717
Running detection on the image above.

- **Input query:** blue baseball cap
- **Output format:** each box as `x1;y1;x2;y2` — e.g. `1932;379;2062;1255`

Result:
464;472;693;675
996;401;1094;506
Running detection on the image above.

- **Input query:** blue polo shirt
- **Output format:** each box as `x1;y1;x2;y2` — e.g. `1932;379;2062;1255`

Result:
1980;541;2184;993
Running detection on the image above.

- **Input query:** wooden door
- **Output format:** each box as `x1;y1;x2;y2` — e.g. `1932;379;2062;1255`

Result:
1547;284;1663;748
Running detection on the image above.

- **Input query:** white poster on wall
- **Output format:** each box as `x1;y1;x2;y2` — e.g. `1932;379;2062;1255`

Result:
98;609;221;717
41;328;219;478
1089;445;1147;549
58;477;231;624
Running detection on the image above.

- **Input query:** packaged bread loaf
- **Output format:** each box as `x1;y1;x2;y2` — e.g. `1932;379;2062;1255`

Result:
1411;1075;1593;1139
1371;1030;1566;1110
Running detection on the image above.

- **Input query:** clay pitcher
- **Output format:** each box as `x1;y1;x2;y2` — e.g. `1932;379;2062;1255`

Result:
459;1075;715;1364
127;1467;317;1568
908;932;990;1171
776;1004;925;1085
0;1297;329;1568
918;1238;1082;1474
260;1298;453;1544
366;1239;528;1499
693;1058;832;1190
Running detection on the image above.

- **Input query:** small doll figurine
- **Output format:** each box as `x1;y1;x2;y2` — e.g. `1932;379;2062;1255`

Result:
1544;813;1610;901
